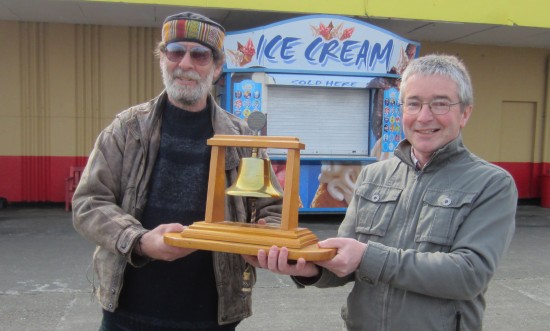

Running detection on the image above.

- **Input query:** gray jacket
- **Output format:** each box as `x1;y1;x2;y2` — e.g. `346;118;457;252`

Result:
302;136;517;330
72;92;282;325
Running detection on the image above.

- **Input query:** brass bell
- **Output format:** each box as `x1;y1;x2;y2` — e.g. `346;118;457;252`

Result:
226;157;283;198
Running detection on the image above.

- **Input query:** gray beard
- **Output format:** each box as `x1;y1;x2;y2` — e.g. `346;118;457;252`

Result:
161;62;215;106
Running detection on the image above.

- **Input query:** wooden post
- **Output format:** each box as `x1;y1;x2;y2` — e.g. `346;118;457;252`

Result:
281;148;300;230
204;146;226;223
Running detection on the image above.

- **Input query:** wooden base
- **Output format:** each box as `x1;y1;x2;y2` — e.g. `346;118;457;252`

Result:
164;221;336;261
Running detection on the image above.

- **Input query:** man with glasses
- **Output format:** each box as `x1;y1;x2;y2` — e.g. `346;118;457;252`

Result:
73;12;282;331
246;54;517;330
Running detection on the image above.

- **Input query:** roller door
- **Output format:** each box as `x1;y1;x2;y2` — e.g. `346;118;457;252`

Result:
266;86;370;156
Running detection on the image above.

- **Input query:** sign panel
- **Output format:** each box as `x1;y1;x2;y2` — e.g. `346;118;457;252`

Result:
381;88;403;152
267;73;374;88
232;79;262;119
224;15;419;76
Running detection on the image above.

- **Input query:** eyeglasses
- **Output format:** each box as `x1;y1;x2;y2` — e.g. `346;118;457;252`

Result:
400;99;461;115
163;44;213;66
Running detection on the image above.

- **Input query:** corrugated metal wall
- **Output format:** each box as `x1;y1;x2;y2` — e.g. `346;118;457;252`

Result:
0;21;163;201
0;20;549;202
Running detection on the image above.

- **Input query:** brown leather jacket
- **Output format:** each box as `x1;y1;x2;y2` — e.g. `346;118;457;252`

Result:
72;92;282;325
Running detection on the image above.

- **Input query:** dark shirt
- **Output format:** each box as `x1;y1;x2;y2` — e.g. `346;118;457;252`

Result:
116;101;223;330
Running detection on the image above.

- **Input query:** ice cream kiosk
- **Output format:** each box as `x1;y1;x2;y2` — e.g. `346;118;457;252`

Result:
219;15;420;213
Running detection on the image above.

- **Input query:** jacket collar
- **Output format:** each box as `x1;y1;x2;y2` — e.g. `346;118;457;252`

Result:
145;91;242;170
394;135;466;172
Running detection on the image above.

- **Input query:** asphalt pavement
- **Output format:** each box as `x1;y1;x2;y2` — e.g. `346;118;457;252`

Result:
0;204;549;331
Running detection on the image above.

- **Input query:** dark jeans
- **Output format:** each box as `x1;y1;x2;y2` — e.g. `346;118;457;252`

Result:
99;310;239;331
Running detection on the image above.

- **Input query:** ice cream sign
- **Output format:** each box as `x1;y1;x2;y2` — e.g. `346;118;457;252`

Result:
224;15;419;76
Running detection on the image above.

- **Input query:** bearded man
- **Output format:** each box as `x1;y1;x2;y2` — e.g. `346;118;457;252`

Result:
72;12;282;331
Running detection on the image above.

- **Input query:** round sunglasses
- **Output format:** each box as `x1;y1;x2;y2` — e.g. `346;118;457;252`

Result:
164;44;213;66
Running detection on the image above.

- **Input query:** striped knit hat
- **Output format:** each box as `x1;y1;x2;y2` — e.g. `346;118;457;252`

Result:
162;12;225;53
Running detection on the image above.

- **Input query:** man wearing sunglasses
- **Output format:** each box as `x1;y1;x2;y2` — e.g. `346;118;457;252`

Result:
72;12;282;331
246;55;517;330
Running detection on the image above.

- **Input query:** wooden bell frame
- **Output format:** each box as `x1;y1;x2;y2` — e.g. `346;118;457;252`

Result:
164;134;336;261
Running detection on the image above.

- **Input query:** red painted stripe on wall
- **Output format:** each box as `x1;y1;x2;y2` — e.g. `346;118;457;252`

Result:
1;156;548;202
0;156;87;202
493;162;549;199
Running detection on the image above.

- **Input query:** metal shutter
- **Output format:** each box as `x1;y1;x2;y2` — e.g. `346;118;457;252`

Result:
266;86;370;156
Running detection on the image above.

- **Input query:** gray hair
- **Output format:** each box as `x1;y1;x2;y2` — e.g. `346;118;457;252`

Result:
400;54;473;109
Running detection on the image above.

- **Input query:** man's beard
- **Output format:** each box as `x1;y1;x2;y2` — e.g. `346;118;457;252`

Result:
161;62;215;106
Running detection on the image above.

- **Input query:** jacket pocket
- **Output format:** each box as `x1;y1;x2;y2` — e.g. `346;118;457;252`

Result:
355;183;402;237
415;189;475;247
